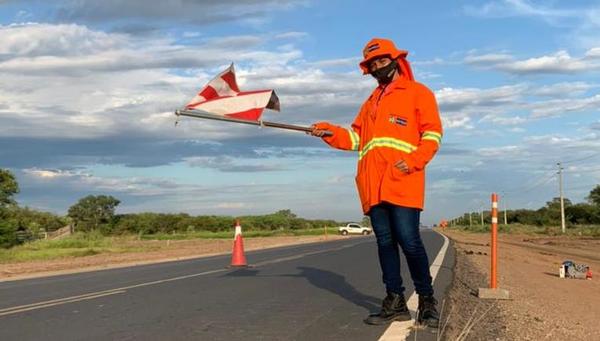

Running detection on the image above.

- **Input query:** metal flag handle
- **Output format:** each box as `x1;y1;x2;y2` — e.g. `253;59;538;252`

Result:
175;109;333;136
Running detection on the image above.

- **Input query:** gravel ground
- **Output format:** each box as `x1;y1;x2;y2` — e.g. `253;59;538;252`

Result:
439;229;599;340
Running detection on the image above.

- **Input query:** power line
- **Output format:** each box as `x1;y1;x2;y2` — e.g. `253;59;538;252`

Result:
562;152;600;164
566;166;600;173
503;171;556;194
558;162;566;233
521;173;556;194
567;184;599;191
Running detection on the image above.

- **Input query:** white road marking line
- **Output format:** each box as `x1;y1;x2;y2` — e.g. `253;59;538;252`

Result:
378;231;450;341
0;240;366;317
0;290;126;317
253;242;362;267
0;289;124;313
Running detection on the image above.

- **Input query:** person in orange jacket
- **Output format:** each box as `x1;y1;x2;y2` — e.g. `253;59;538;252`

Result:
310;38;442;327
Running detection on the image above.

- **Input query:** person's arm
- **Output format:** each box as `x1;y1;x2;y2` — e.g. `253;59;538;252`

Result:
310;122;360;151
398;86;443;172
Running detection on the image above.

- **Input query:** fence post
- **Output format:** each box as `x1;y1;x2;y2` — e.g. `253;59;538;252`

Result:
491;193;498;289
478;193;510;299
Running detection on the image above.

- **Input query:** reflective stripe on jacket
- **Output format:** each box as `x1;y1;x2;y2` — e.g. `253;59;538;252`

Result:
319;74;442;213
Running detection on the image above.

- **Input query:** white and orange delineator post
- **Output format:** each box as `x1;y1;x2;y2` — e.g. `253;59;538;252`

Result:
230;219;248;267
478;193;510;299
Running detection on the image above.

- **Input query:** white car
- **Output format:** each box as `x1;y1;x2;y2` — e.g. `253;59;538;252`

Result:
338;223;372;236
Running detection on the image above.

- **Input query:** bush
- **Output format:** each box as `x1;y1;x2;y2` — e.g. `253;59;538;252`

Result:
0;218;18;248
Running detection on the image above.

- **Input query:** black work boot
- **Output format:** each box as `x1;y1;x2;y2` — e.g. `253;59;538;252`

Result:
364;292;411;325
417;295;439;328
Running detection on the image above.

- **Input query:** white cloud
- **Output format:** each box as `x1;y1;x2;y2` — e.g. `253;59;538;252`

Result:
0;24;308;76
427;178;475;194
412;57;447;66
504;51;589;74
435;84;525;112
19;166;363;220
214;202;249;209
52;0;307;25
309;58;359;69
465;49;600;75
274;31;308;40
464;53;513;65
464;0;579;22
22;168;186;197
326;174;354;184
442;116;474;130
532;82;595;97
508;127;526;133
464;1;600;49
585;48;600;58
525;134;600;159
184;156;287;172
477;145;523;158
434;82;600;127
0;23;375;140
529;93;600;118
13;23;597;145
24;169;71;179
480;115;528;126
0;23;126;58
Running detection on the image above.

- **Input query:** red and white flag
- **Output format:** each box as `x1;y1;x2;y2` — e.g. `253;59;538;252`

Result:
185;63;280;121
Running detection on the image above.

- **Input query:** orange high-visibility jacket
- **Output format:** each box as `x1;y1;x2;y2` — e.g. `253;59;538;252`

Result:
316;60;442;214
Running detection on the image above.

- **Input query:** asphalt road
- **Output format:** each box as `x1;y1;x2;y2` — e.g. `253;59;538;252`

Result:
0;230;453;341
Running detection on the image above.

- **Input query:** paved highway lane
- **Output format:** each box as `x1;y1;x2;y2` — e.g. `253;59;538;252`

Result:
0;230;453;340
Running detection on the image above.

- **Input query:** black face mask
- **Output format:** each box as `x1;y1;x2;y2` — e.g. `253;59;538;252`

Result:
370;60;398;85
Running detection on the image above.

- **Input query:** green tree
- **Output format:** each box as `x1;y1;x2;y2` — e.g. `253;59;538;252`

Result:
587;185;600;207
0;218;18;248
361;216;371;227
565;203;598;225
0;169;19;207
274;209;297;219
68;195;120;232
545;197;572;210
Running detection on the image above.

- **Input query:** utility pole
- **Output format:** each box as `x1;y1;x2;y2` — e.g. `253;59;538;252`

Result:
503;198;508;225
480;207;484;227
557;162;566;233
469;212;473;227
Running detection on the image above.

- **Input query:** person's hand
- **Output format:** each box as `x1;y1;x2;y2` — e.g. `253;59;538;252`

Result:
309;122;332;137
394;159;410;174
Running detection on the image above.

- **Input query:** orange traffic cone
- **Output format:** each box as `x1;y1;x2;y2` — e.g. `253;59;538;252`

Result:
230;219;248;267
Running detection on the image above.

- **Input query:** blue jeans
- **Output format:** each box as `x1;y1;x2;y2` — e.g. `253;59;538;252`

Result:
368;202;434;296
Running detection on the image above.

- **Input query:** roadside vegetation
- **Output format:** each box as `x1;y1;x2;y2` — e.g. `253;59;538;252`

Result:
446;184;600;237
0;227;341;263
1;168;362;262
450;223;600;237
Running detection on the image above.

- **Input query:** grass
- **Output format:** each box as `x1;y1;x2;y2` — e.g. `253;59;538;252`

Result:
448;223;600;237
140;227;336;240
0;227;339;263
0;231;118;263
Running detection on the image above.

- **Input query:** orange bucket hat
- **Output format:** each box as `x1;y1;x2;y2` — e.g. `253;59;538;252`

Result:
359;38;409;74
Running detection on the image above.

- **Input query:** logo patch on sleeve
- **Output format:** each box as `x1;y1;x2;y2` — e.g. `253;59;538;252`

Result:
388;115;408;126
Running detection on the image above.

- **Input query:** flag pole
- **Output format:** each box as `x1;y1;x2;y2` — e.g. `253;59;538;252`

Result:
175;109;332;136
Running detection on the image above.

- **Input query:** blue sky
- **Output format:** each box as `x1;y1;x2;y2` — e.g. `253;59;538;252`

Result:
1;0;599;224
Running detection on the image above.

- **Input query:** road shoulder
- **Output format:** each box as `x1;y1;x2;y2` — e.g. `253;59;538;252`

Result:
439;229;600;340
